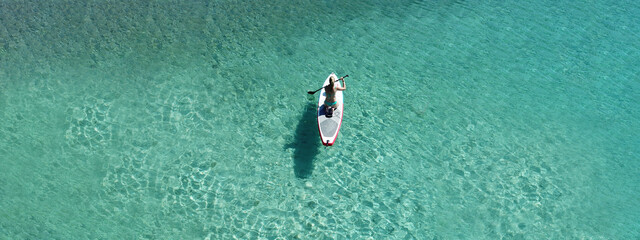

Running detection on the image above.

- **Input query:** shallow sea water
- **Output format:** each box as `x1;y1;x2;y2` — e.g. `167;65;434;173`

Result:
1;0;639;239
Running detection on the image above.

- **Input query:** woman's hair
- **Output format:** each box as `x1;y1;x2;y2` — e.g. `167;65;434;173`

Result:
326;77;335;90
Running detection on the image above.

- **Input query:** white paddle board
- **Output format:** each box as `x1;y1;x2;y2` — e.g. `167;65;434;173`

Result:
317;73;344;146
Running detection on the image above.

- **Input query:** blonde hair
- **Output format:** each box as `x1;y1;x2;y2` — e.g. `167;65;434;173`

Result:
329;75;337;86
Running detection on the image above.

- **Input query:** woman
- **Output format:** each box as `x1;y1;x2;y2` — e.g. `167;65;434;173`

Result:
324;75;346;112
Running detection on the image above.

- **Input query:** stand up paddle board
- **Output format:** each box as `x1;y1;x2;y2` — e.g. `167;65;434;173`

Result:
317;73;343;146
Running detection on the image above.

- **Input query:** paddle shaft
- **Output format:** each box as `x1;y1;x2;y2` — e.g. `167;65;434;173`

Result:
308;75;349;94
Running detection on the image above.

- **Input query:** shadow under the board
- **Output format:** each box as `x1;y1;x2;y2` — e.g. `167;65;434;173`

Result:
285;103;321;178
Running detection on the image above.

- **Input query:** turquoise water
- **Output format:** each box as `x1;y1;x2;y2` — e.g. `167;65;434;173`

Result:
1;0;639;238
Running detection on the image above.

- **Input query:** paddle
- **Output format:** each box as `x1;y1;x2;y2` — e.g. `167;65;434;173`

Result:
307;75;349;94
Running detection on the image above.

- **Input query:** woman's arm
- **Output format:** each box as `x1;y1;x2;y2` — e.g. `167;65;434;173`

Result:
337;77;346;90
